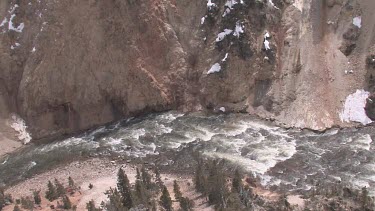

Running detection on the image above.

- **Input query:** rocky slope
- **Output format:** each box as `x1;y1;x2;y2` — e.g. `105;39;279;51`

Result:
0;0;374;142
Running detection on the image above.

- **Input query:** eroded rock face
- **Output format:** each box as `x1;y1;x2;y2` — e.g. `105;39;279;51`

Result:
1;0;375;140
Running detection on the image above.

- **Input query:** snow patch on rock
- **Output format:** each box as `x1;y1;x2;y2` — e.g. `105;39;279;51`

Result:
268;0;280;9
207;63;221;74
8;14;24;33
222;53;229;62
216;29;233;42
233;21;244;38
9;114;32;144
207;0;216;9
340;89;373;125
353;16;361;28
264;32;271;50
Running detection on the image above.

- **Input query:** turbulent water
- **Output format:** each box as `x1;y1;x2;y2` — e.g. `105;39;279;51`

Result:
1;112;375;195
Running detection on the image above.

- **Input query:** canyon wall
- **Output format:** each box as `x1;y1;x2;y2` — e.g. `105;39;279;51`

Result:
0;0;374;141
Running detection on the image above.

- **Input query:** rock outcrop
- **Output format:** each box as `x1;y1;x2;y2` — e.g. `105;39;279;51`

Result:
1;0;375;141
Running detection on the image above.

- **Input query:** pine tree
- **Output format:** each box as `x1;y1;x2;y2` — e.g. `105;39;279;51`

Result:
154;167;164;189
55;178;66;197
104;188;127;211
179;197;194;211
0;188;5;211
13;205;21;211
117;168;133;209
194;160;206;194
141;166;152;189
159;186;172;211
173;180;182;201
206;160;228;207
136;168;141;180
134;179;148;205
361;186;369;209
33;190;41;205
89;183;94;189
232;169;242;194
62;195;72;209
151;200;157;211
86;200;102;211
45;180;57;201
68;177;75;189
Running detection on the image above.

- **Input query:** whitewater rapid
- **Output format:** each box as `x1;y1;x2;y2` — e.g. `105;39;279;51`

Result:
1;111;375;195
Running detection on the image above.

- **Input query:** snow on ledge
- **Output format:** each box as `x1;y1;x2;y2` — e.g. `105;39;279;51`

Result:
340;89;373;125
216;29;233;42
353;16;361;28
9;114;32;144
207;63;221;74
264;32;271;50
207;0;216;10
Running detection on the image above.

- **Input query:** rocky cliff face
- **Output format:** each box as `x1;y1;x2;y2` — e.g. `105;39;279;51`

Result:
0;0;374;141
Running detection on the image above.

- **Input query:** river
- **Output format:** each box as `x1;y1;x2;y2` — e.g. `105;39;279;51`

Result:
1;111;374;195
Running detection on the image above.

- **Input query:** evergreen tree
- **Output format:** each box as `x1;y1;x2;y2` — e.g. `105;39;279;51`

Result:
33;190;41;205
68;177;75;189
89;183;94;189
159;186;172;211
86;200;102;211
55;178;66;197
154;167;164;189
13;205;21;211
136;168;141;181
232;169;242;194
194;160;206;194
361;186;369;209
104;188;127;211
141;166;152;189
45;180;57;201
179;197;194;211
151;200;157;211
206;160;228;208
117;168;133;209
134;179;148;205
0;188;4;211
173;180;182;201
20;197;34;210
62;195;72;209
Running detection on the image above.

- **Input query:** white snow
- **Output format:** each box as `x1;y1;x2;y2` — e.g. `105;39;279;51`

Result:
340;89;373;125
9;114;32;144
9;4;19;14
201;16;206;25
264;40;271;50
10;42;20;50
233;21;244;38
216;29;233;42
353;16;362;28
207;63;221;74
222;8;231;17
264;32;271;50
0;18;7;27
207;0;216;9
222;53;229;62
268;0;280;9
225;0;238;9
345;70;354;74
264;32;270;39
8;14;24;33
